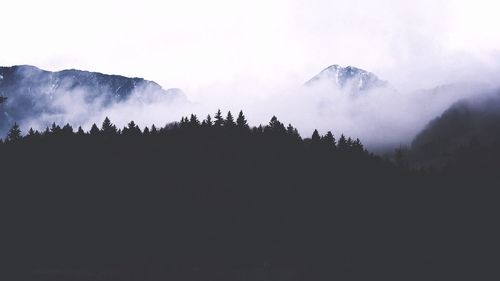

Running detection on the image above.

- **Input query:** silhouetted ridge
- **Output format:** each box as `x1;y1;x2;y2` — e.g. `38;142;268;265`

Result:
1;110;500;280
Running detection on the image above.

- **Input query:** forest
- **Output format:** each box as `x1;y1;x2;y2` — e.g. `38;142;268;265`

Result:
1;109;500;281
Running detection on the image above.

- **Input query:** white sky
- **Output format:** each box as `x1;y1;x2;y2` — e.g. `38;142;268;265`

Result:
1;0;500;97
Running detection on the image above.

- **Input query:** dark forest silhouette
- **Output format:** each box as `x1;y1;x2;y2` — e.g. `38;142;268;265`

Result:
1;110;500;280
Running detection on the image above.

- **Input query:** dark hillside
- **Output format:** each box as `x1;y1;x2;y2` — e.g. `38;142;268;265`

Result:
1;112;499;280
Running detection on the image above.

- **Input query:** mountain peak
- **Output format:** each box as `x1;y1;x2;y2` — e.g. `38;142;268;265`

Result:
306;65;387;92
0;65;183;133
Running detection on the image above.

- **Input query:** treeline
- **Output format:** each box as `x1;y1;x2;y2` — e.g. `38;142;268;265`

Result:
1;110;365;155
0;110;500;280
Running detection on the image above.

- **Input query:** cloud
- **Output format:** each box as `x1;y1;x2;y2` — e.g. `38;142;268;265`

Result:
2;0;500;150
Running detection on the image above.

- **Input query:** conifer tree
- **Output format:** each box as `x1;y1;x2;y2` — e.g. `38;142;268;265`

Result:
27;128;36;138
225;111;235;127
90;124;100;136
125;121;141;136
50;123;62;135
267;116;286;134
179;117;189;128
101;117;117;135
286;124;301;141
338;134;348;151
236;110;249;129
322;131;336;148
353;138;364;153
77;126;85;136
202;114;213;127
7;123;21;142
151;125;158;135
311;129;321;143
189;114;200;126
62;124;74;138
214;109;224;127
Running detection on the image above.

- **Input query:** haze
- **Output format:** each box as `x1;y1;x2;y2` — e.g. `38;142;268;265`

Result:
2;0;500;148
2;0;499;92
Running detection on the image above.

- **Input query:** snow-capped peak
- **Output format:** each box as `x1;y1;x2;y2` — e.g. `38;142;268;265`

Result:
305;65;387;92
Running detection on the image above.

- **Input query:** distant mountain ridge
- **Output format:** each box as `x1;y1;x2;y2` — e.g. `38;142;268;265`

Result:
0;65;182;134
0;65;177;100
305;64;388;92
410;91;500;167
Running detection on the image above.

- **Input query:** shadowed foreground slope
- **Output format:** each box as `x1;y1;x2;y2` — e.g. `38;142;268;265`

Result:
1;111;500;280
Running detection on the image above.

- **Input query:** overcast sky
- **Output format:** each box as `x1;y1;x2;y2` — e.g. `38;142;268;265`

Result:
2;0;500;97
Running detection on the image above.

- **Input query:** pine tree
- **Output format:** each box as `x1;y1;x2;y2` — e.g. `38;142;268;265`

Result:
236;110;249;129
286;124;301;141
202;114;213;127
179;117;189;128
267;116;286;133
77;126;85;136
338;134;348;151
62;124;74;137
50;123;62;135
214;109;224;127
27;128;36;138
151;125;158;135
101;117;117;136
125;121;141;136
311;129;321;143
7;123;22;142
353;138;364;153
189;114;200;126
90;124;100;136
322;131;336;148
224;111;235;127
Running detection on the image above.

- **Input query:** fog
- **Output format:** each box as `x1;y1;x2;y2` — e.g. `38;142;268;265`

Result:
2;0;500;149
13;64;499;150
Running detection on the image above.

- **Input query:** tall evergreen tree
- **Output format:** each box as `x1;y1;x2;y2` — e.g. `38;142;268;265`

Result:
202;114;213;127
189;114;200;126
101;117;117;135
27;128;36;138
124;121;141;136
353;138;364;153
236;110;249;129
214;109;224;127
338;134;348;151
322;131;336;148
62;124;74;137
179;117;189;128
77;126;85;136
7;123;21;142
311;129;321;144
267;116;286;134
225;111;235;127
50;123;62;135
150;125;158;135
286;124;301;141
89;124;100;136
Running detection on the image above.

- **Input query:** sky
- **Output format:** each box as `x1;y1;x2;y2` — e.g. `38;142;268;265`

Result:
2;0;500;148
1;0;500;96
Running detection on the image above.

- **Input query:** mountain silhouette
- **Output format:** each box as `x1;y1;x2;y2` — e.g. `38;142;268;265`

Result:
0;65;183;134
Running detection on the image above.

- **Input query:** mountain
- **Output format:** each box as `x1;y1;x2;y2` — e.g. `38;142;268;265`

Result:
305;65;388;92
0;65;183;134
410;91;500;167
